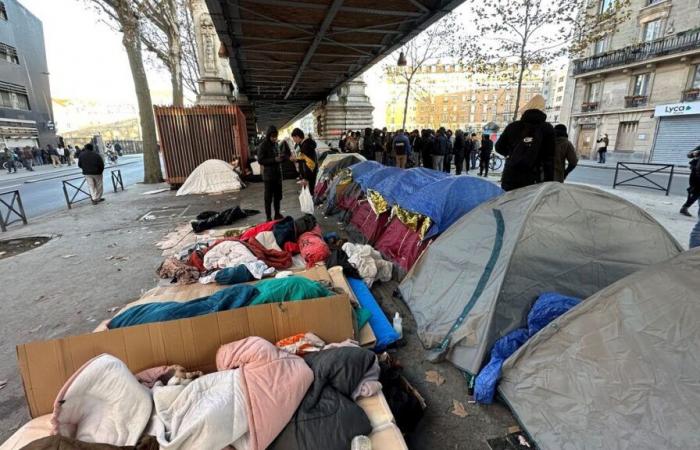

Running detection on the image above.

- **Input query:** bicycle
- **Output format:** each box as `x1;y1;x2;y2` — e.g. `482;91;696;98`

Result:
475;153;504;171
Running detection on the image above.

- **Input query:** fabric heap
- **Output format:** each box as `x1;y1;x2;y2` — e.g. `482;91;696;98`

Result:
294;214;317;236
243;237;292;270
21;435;159;450
298;226;330;268
342;242;392;286
203;241;257;270
249;276;333;305
239;219;279;241
272;217;296;248
190;207;259;233
157;257;200;285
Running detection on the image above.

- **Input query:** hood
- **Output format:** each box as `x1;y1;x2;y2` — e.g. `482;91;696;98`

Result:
521;109;547;124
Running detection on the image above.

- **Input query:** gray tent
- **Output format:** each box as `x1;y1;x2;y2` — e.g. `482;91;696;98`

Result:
499;248;700;450
399;182;683;375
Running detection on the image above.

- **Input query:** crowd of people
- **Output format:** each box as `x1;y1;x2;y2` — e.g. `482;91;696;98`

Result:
1;141;123;174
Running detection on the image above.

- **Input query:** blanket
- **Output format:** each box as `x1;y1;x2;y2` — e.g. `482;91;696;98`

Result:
20;436;158;449
202;240;258;270
190;207;259;233
298;226;330;268
216;337;313;450
342;243;392;287
107;284;259;329
249;276;334;305
243;238;292;270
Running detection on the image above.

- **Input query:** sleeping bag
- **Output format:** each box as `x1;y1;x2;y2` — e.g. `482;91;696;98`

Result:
298;226;330;268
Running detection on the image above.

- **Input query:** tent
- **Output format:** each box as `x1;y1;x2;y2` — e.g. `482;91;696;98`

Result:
399;183;684;374
499;249;700;450
176;159;243;196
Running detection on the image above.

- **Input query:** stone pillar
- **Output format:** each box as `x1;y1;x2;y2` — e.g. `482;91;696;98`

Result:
191;0;234;105
313;78;374;145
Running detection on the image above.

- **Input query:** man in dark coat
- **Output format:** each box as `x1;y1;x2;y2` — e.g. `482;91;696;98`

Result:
681;145;700;217
421;129;433;169
432;127;449;172
495;109;555;191
479;134;493;177
553;124;578;182
78;143;105;204
453;130;466;175
291;128;318;193
257;125;288;221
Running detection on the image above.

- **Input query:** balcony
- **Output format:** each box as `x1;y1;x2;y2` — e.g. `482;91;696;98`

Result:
573;28;700;75
581;102;599;112
625;95;648;108
682;89;700;102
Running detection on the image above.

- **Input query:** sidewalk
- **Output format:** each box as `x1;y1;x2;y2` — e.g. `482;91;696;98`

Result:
578;158;691;174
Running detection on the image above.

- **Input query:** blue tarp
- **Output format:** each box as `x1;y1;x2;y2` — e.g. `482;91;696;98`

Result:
374;167;449;207
361;167;403;193
400;176;504;238
350;161;383;188
474;292;581;404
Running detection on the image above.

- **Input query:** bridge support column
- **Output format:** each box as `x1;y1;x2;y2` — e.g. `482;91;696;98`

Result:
192;0;235;105
313;78;374;147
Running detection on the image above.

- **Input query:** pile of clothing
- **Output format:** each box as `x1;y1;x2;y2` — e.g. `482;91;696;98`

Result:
324;240;392;287
25;336;382;450
157;214;332;285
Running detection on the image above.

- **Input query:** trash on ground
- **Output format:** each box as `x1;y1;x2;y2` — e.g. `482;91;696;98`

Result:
425;370;445;386
451;399;468;418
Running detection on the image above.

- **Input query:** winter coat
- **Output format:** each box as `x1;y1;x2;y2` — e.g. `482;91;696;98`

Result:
392;133;412;156
480;138;493;158
432;133;449;156
217;337;314;450
257;138;287;182
496;109;555;191
78;150;105;175
689;158;700;192
453;134;466;158
553;136;578;182
269;347;375;450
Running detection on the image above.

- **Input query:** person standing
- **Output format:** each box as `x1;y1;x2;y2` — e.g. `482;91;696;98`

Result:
257;125;287;221
479;134;493;177
114;142;123;157
291;128;318;194
392;129;412;169
495;108;555;191
361;128;374;161
66;145;76;166
21;146;34;171
432;127;448;172
56;145;66;165
453;130;466;175
470;133;480;170
32;147;41;166
680;146;700;217
596;133;609;163
443;131;454;173
410;129;422;167
372;129;384;163
3;147;17;173
422;129;433;169
78;143;105;205
48;145;60;167
553;124;579;182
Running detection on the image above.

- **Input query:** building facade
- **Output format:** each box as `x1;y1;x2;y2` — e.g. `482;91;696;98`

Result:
0;0;55;149
384;64;545;132
565;0;700;163
543;66;569;124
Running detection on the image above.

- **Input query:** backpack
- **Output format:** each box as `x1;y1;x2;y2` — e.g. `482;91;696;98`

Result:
504;123;544;183
393;138;407;156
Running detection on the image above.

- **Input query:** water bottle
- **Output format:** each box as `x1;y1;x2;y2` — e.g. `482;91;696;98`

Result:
393;312;403;338
351;435;372;450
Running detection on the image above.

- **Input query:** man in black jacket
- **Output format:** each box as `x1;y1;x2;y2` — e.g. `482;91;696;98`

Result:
78;143;105;204
432;127;449;172
495;109;555;191
291;128;318;193
257;125;288;221
681;146;700;217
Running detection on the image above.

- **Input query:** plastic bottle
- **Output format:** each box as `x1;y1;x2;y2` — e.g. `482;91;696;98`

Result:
351;435;372;450
393;312;403;338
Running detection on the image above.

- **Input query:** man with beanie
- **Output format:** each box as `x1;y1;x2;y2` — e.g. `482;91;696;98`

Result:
553;124;578;182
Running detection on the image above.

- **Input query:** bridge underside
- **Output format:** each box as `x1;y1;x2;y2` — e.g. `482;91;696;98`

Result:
205;0;464;129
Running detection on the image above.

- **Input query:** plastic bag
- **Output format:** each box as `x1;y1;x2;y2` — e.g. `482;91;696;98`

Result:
299;186;314;215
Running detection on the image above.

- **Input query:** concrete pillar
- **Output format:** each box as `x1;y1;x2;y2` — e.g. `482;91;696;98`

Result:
313;78;374;146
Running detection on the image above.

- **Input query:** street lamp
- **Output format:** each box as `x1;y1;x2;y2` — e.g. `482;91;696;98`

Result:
397;51;407;67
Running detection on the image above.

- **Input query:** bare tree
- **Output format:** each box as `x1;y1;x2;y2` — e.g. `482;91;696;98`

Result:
385;14;464;131
465;0;630;121
87;0;163;183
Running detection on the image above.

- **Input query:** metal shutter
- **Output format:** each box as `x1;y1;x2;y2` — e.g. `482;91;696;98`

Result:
651;116;700;165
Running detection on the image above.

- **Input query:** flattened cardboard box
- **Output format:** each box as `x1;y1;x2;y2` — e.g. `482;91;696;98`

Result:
17;294;353;418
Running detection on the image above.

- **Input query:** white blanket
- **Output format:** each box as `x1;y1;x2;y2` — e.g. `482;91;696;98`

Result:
342;243;392;286
203;241;257;270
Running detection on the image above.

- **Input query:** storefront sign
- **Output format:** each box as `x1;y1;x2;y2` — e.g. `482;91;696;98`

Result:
654;102;700;117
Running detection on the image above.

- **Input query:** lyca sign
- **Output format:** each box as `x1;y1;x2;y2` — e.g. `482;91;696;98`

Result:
655;102;700;117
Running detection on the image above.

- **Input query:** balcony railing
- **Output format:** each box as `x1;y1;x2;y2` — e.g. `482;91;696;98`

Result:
682;89;700;102
625;95;648;107
573;28;700;75
581;102;599;112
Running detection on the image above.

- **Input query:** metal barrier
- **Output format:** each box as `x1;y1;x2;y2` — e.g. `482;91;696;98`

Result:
62;176;92;209
0;190;28;232
612;162;675;196
111;169;124;192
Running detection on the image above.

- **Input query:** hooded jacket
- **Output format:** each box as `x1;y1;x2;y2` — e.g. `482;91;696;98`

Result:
495;109;555;191
257;138;288;182
553;132;578;182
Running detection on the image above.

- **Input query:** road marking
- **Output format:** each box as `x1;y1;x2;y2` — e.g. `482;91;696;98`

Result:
0;184;21;190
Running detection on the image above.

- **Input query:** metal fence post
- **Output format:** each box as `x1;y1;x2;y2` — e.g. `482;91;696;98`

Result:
0;190;28;232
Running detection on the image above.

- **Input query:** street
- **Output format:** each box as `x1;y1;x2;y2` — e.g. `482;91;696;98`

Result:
567;163;690;197
0;155;145;219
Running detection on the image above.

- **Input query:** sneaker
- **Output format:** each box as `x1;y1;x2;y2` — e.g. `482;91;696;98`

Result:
98;198;105;202
680;207;692;217
274;214;284;220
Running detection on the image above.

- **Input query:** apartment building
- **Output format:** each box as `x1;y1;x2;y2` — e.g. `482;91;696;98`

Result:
543;66;569;124
0;0;55;150
565;0;700;163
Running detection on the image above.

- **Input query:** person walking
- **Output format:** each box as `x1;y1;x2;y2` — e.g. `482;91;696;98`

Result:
495;108;555;191
553;124;579;182
3;147;17;173
257;125;287;221
32;147;42;166
48;145;61;167
66;145;76;166
470;133;480;170
453;130;466;175
680;146;700;217
392;129;412;169
78;143;105;205
21;146;34;171
479;134;493;177
291;128;318;194
596;133;609;163
432;127;448;172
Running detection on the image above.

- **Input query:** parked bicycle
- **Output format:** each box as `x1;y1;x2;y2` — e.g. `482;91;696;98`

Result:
476;153;504;171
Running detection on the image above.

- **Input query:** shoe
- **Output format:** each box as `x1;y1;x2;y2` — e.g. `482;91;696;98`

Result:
680;207;692;217
92;200;98;205
266;216;273;222
98;198;105;202
274;214;284;220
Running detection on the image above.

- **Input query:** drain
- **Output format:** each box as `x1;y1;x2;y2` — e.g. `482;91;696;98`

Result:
0;236;51;259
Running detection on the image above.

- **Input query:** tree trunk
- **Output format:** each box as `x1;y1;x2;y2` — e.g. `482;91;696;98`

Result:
121;17;163;183
402;78;411;131
168;29;184;107
512;59;527;122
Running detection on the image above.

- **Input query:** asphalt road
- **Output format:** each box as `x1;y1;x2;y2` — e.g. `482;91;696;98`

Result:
567;163;689;197
0;156;145;220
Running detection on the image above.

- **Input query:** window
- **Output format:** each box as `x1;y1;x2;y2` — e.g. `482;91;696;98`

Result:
691;65;700;89
0;90;30;110
643;19;662;42
556;96;563;102
599;0;613;14
0;42;18;64
594;35;609;55
557;86;564;92
0;2;7;20
587;81;602;103
633;73;651;96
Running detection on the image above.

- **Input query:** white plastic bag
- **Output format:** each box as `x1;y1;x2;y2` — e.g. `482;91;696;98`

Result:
299;186;314;215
